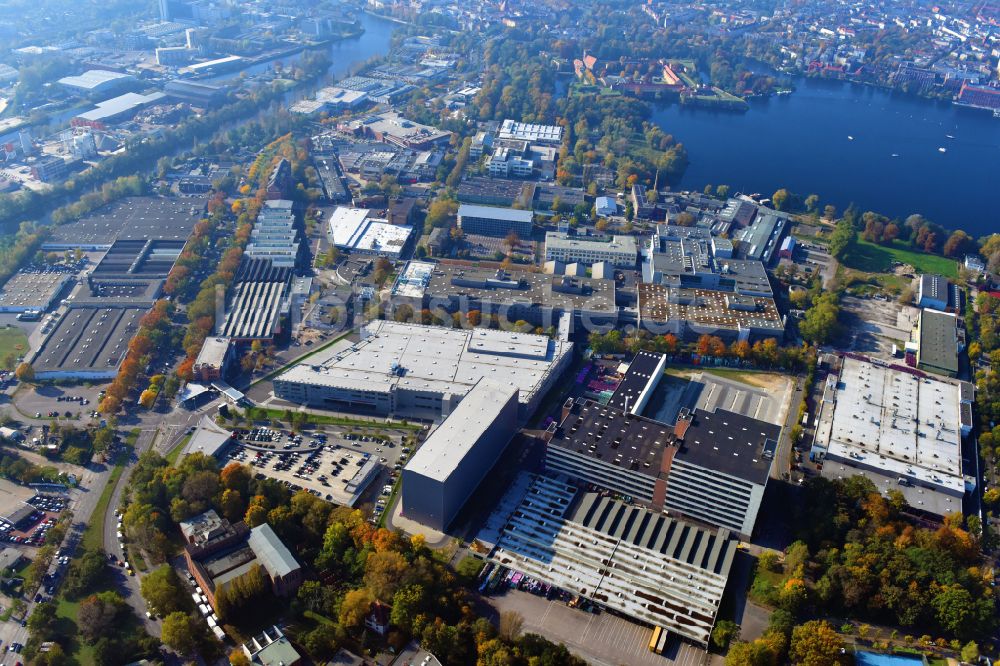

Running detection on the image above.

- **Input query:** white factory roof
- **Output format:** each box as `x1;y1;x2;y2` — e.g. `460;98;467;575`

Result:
327;207;375;247
405;379;517;482
58;69;133;90
392;261;435;298
820;356;965;498
545;232;638;254
353;222;412;254
276;321;571;405
497;118;563;144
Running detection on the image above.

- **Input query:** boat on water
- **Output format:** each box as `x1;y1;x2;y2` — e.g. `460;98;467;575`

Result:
847;135;854;140
938;147;947;153
891;153;899;157
945;134;955;139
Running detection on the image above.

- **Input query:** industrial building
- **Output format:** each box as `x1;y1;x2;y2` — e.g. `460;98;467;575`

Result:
0;270;72;313
163;79;227;107
390;261;618;330
480;473;737;647
30;305;147;380
72;92;167;130
637;283;785;342
44;196;204;250
327;206;413;259
544;232;638;268
402;380;519;531
734;212;786;264
273;320;572;421
457;204;533;238
217;258;291;341
917;274;955;311
58;69;136;94
916;308;959;377
812;356;973;517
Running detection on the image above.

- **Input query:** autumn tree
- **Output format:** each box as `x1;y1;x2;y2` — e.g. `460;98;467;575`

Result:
339;588;373;628
789;621;846;666
161;612;200;655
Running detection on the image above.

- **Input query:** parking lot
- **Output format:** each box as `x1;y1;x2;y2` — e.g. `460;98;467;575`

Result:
225;427;410;509
2;492;67;548
486;589;712;666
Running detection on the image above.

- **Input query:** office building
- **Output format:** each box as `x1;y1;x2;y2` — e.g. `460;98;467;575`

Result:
274;320;571;421
402;380;519;531
595;196;617;217
246;200;300;268
481;474;737;647
193;337;233;382
812;356;972;517
457;204;533;238
544;232;638;268
30;156;81;183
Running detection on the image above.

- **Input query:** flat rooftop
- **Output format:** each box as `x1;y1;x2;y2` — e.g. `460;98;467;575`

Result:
458;203;533;223
32;305;146;375
276;320;571;406
0;270;71;310
918;308;958;375
675;408;777;485
409;262;617;317
45;197;205;248
818;356;965;496
485;473;735;646
637;284;783;333
405;379;517;482
606;350;665;413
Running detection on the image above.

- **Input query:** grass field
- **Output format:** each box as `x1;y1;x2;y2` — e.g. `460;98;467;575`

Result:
81;460;125;551
257;406;421;431
846;239;959;278
0;325;28;362
164;433;190;467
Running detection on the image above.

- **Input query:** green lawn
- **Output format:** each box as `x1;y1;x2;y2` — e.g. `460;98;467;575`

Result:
81;460;125;551
164;433;191;467
846;239;959;278
0;325;28;362
257;406;421;431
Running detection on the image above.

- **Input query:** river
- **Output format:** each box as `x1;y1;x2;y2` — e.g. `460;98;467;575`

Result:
651;78;1000;235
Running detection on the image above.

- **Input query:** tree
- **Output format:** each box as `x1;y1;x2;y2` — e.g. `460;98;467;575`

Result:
77;591;125;644
14;362;33;382
390;585;424;632
339;588;373;628
230;650;252;666
712;620;740;650
789;621;845;666
944;230;976;258
62;547;106;598
498;610;524;641
161;612;200;655
772;188;791;211
961;641;980;663
828;219;857;262
364;550;408;600
805;194;819;212
140;566;190;615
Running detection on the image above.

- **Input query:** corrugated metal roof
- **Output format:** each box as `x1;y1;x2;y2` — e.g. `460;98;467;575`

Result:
248;524;299;578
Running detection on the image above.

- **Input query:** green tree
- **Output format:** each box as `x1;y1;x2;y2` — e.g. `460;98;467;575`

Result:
712;620;740;650
161;612;200;655
140;566;190;615
77;591;126;644
789;620;846;666
961;641;980;663
772;188;791;211
828;219;857;261
339;588;373;628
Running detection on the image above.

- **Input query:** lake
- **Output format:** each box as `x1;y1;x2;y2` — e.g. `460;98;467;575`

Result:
651;78;1000;236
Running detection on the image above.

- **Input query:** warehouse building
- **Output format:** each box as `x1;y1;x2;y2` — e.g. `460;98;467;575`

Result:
482;473;737;647
274;320;571;421
30;305;146;380
917;274;954;311
496;119;563;145
58;69;135;94
544;232;638;268
916;308;959;378
813;356;972;517
457;203;533;238
44;196;205;250
402;380;519;531
72;92;167;130
0;270;72;313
